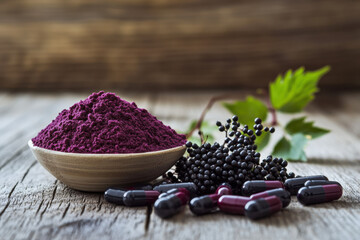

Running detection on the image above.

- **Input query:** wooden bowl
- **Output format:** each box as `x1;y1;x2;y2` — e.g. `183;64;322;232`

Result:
28;140;186;192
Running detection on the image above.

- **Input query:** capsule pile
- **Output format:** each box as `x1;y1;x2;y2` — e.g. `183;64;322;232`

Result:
104;176;342;220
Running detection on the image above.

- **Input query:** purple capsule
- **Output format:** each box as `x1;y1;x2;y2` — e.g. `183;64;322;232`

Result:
216;183;232;196
158;188;190;199
250;188;291;208
104;185;152;205
297;184;342;205
153;182;197;196
189;183;232;215
245;196;283;220
242;180;284;196
154;192;189;218
123;190;160;206
304;180;342;188
218;195;251;215
285;175;328;195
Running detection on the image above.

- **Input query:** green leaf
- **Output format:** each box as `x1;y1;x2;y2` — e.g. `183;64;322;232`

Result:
270;66;330;113
272;133;308;161
272;137;291;158
254;132;271;151
285;116;330;139
223;96;268;126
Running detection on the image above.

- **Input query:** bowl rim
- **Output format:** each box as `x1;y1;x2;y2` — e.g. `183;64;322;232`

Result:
28;140;186;158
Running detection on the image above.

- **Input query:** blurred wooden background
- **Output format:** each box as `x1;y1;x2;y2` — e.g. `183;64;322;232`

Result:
0;0;359;91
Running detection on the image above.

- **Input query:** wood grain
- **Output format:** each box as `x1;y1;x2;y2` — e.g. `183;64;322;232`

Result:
0;0;359;91
0;91;359;240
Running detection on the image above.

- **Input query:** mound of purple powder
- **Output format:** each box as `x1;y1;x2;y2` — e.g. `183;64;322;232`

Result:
32;91;186;154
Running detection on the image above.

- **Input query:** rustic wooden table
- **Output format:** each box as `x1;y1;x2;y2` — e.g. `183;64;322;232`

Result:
0;91;359;240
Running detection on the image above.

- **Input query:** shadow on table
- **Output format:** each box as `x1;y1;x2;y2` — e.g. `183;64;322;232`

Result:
161;207;312;227
252;207;311;227
305;199;359;210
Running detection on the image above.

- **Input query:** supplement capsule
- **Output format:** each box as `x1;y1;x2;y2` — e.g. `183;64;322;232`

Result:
104;185;153;205
216;182;232;195
154;192;189;218
297;184;342;205
250;188;291;208
104;189;127;205
242;180;284;196
153;182;198;196
244;196;283;220
123;190;160;206
158;188;190;199
218;195;251;214
304;180;342;188
189;183;232;215
284;175;328;195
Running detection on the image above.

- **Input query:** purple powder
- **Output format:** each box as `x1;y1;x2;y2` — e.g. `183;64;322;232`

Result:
32;91;186;154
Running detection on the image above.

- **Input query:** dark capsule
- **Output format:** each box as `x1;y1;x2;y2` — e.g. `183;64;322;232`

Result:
250;188;291;208
242;180;284;196
190;196;215;215
154;192;189;218
304;180;342;188
297;184;342;205
153;182;198;196
158;188;190;199
284;175;328;195
104;185;153;205
189;183;232;215
104;189;127;205
218;195;251;215
123;190;160;206
244;196;282;220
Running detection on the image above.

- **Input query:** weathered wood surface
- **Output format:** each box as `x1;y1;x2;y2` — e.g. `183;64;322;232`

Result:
0;0;360;91
0;91;360;240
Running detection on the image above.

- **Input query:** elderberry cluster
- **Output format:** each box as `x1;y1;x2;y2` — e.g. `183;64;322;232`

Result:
168;116;295;194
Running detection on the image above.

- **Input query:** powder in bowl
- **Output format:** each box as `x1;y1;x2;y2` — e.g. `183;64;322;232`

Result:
32;91;186;154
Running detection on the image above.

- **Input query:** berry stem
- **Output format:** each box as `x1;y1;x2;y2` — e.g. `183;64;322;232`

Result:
186;94;240;138
269;107;278;126
261;89;278;126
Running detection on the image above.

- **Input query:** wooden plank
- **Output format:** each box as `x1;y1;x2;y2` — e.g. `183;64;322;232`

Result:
0;149;149;240
0;0;359;91
309;92;360;137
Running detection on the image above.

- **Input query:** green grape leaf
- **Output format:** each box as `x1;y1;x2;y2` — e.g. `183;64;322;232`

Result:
223;96;268;126
272;133;308;161
270;66;330;113
285;116;330;139
272;137;291;158
255;132;271;151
